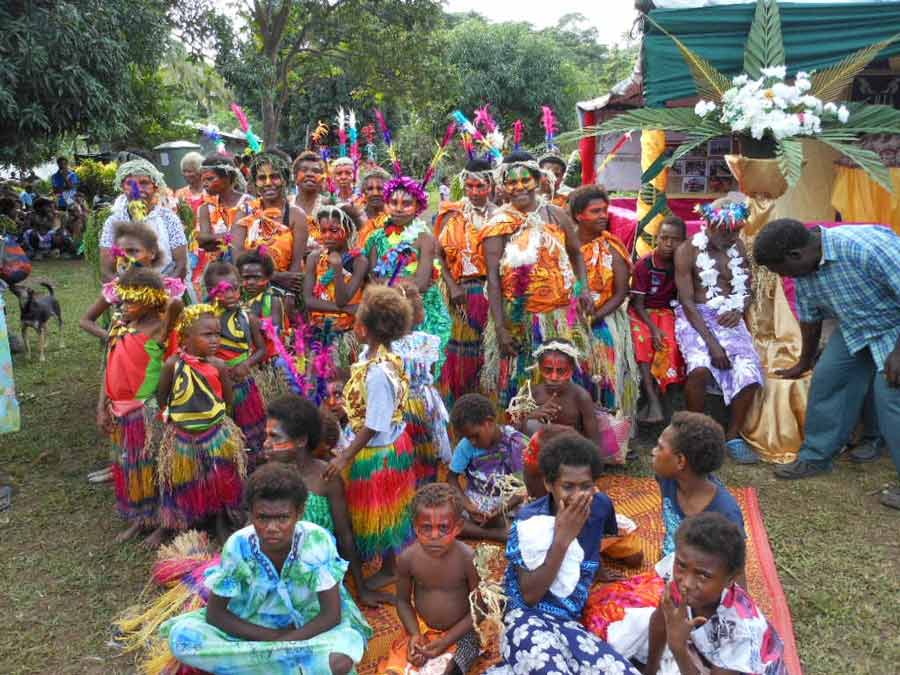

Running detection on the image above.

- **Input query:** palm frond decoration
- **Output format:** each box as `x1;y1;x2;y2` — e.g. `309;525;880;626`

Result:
817;137;893;193
591;108;705;135
646;15;732;102
840;103;900;134
743;0;785;78
810;32;900;102
776;138;804;189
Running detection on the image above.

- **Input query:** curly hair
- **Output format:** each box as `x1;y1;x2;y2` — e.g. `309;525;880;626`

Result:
358;166;392;192
203;261;239;292
660;215;687;239
394;278;424;325
267;394;322;451
676;512;746;575
112;221;160;258
753;218;812;267
357;285;412;344
539;431;603;483
450;393;496;431
249;152;291;185
292;150;325;177
411;482;465;520
117;265;165;292
668;411;725;475
236;249;275;278
245;462;309;510
317;409;341;454
568;184;609;219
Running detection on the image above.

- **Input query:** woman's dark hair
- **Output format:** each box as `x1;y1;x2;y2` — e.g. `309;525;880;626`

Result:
117;265;165;291
676;512;746;575
201;152;237;180
539;155;567;171
668;411;725;476
249;152;291;184
450;393;496;431
465;158;494;173
539;431;603;483
357;285;412;344
267;394;322;451
113;221;160;257
411;482;465;519
753;219;811;266
203;261;239;291
568;185;609;219
236;249;275;277
245;462;308;510
660;215;687;239
292;150;325;176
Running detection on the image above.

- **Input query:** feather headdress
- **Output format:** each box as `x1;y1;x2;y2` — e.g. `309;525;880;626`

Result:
230;103;262;153
541;106;559;153
375;108;403;177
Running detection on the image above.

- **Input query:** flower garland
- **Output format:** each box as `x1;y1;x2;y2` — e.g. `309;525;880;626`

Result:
313;248;362;296
692;229;749;316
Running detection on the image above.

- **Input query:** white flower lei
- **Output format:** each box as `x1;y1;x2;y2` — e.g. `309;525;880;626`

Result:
692;228;749;316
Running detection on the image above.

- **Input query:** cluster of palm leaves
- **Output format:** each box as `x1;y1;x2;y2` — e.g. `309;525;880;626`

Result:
584;0;900;192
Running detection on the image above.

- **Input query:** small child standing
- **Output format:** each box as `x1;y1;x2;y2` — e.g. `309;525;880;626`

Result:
204;261;268;463
629;216;686;424
236;249;285;355
156;304;247;543
645;514;786;674
448;393;527;542
322;285;417;591
388;483;480;675
97;267;182;544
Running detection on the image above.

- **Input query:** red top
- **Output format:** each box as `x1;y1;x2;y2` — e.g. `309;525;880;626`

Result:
631;252;677;309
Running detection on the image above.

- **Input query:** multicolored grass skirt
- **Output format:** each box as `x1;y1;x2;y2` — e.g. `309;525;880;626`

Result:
157;418;247;530
232;376;266;466
482;303;591;408
402;392;439;487
421;284;452;381
589;306;640;419
111;405;160;528
347;431;416;560
440;278;488;406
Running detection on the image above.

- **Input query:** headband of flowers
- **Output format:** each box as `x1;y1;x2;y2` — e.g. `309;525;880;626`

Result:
116;284;168;308
530;339;581;366
384;176;429;214
176;303;218;336
695;201;751;231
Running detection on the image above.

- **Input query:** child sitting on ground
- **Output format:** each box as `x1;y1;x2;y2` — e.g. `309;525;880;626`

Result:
629;216;686;424
322;285;417;591
320;370;350;455
96;267;182;544
448;393;528;542
513;339;625;463
388;483;480;675
156;304;247;545
236;248;285;356
644;514;786;674
162;462;372;675
204;261;268;463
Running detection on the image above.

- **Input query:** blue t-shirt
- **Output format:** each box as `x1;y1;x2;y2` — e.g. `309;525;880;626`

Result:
504;493;617;621
658;475;744;556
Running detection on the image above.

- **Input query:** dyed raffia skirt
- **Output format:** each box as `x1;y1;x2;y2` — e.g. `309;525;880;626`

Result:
157;417;247;530
306;326;359;404
403;385;452;486
439;277;489;406
346;431;416;560
481;302;591;408
232;376;266;465
589;306;640;419
420;284;452;381
110;404;161;527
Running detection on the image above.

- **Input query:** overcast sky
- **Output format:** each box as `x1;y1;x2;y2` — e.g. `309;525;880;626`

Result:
445;0;639;46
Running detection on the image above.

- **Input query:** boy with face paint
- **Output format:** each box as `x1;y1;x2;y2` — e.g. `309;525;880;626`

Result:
435;158;497;405
643;514;786;675
162;463;372;675
389;483;480;675
538;153;571;207
499;432;640;675
448;393;528;542
353;166;392;246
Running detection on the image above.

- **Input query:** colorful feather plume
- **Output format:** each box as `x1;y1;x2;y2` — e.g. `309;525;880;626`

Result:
311;120;330;146
421;122;457;188
202;125;226;154
230;103;250;132
474;105;498;133
374;108;402;177
362;123;377;163
541;106;558;152
260;318;306;396
513;119;524;150
335;108;348;158
461;132;476;160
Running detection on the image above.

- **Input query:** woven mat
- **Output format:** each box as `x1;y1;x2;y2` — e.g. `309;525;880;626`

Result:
356;475;801;675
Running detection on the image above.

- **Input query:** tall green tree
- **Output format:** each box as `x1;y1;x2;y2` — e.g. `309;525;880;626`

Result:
0;0;172;167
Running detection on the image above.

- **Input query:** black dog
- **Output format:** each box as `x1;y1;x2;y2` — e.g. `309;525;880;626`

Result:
13;281;63;362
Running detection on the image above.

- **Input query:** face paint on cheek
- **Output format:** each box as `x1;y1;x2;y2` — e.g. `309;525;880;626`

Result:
414;510;459;548
540;353;574;382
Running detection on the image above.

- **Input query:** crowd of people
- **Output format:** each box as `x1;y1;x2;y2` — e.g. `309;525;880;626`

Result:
4;129;899;675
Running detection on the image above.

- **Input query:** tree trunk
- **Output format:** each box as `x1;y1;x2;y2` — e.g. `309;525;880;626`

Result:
262;93;278;148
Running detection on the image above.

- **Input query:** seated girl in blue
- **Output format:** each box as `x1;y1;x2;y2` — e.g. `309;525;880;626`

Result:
497;431;641;675
162;462;371;675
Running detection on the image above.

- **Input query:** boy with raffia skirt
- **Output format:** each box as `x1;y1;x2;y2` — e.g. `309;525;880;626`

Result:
203;262;268;466
96;267;182;545
156;304;247;545
322;285;417;591
385;483;481;675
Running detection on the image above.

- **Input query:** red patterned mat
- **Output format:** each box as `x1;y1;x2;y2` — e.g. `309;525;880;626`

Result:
357;475;801;675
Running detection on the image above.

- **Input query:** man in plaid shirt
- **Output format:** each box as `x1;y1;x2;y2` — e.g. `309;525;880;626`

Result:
754;219;900;510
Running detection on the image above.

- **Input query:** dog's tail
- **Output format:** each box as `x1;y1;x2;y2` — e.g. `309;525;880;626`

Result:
38;281;55;296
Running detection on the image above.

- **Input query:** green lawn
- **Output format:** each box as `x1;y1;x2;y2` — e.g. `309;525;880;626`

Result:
1;260;898;674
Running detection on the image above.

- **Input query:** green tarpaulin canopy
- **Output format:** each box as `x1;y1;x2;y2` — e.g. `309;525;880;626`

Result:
643;1;900;107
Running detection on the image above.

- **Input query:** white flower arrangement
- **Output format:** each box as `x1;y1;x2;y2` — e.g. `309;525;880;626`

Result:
694;69;850;142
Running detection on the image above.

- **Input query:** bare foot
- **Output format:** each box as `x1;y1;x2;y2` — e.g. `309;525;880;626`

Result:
596;567;626;582
115;521;143;544
141;527;166;549
638;403;665;425
364;568;398;590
